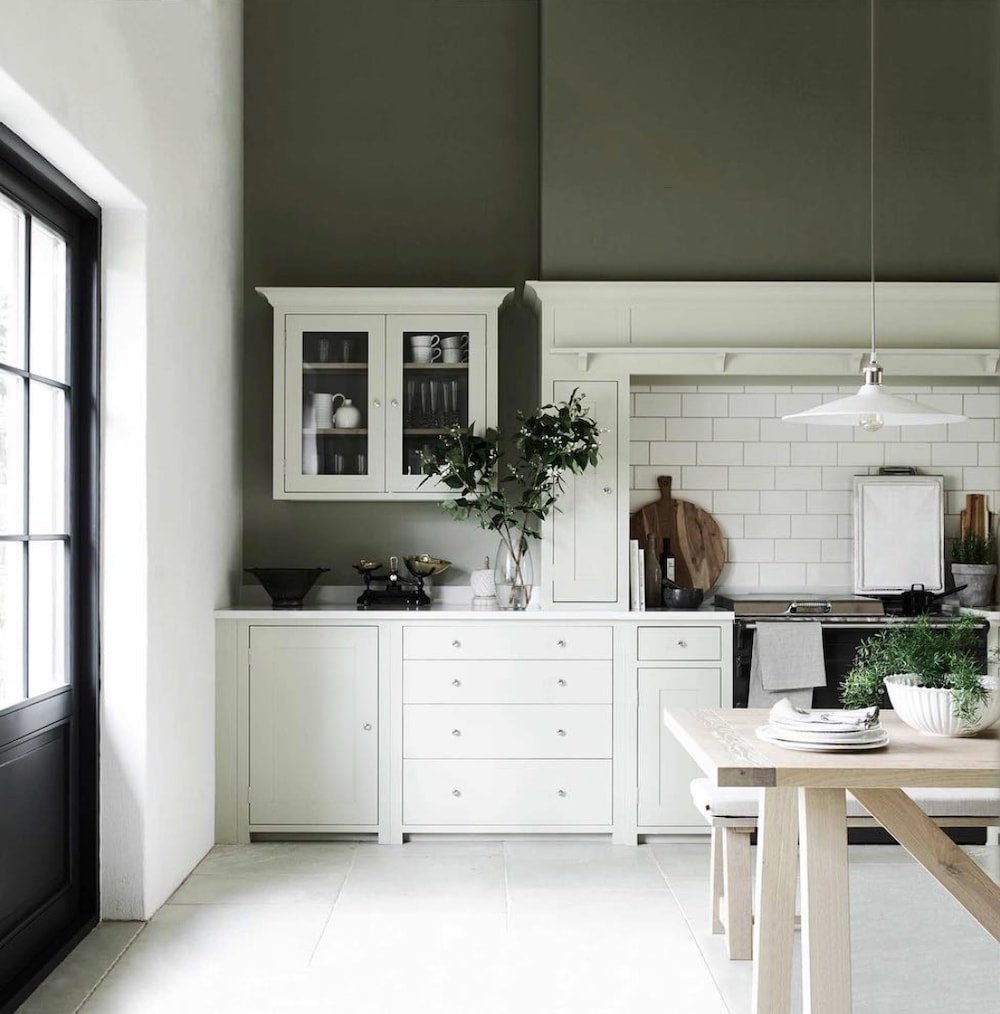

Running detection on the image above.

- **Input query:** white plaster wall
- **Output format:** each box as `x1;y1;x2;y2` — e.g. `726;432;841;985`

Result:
0;0;242;917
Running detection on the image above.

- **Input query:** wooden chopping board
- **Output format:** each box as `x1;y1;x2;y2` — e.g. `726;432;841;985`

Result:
629;475;726;592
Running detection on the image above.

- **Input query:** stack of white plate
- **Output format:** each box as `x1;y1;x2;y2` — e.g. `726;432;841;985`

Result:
755;698;889;752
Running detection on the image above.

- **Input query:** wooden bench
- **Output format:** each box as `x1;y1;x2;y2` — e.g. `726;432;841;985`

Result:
690;778;1000;960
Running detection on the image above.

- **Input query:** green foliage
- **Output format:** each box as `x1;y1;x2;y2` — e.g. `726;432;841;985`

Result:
419;390;602;558
952;530;998;565
841;614;989;725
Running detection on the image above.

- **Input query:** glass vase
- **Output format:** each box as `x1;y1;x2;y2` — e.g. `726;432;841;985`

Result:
494;531;534;610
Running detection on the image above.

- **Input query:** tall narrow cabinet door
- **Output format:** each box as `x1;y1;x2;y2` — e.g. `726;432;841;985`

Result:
384;313;488;494
282;314;386;495
551;381;619;602
249;626;378;826
637;668;721;829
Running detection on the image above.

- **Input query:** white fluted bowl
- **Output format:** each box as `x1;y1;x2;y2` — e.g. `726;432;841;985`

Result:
885;674;1000;737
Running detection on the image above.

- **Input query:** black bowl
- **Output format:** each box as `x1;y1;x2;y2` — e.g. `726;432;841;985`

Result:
245;568;329;609
660;586;705;610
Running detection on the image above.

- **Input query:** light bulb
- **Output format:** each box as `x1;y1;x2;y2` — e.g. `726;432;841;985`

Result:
859;412;884;432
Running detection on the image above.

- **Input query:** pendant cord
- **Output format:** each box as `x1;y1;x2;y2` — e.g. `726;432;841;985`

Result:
869;0;877;366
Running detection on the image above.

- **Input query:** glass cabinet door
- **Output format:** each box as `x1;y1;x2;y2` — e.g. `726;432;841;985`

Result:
385;314;487;494
283;314;385;493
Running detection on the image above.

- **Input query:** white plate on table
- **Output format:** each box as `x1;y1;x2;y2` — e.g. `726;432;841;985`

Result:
756;724;890;752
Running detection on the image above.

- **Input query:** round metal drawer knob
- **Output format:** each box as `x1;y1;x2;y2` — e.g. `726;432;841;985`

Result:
390;399;399;408
557;678;567;687
556;729;567;737
451;678;462;687
557;639;567;648
452;639;461;648
452;729;462;736
602;486;613;495
373;399;381;409
362;723;372;731
557;789;567;797
677;640;688;648
452;789;461;797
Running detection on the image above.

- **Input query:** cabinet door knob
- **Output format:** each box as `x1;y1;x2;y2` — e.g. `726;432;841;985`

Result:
452;789;461;797
602;486;613;495
677;639;688;648
390;398;399;408
372;399;381;409
557;789;567;797
362;722;372;731
452;728;462;736
556;729;567;737
451;678;462;687
557;678;567;687
451;639;461;648
557;639;567;648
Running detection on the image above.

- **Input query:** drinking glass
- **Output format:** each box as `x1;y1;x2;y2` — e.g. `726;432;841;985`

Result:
316;337;331;363
340;338;353;363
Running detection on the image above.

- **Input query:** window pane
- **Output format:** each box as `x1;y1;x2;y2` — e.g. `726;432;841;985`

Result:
0;372;25;533
29;381;66;534
0;541;24;708
29;219;67;382
0;193;26;370
28;540;65;697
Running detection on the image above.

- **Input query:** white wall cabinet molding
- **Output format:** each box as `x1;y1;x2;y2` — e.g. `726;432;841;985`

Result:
259;287;510;500
215;613;734;844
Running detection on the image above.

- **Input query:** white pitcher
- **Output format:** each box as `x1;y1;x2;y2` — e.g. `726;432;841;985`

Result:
331;393;362;429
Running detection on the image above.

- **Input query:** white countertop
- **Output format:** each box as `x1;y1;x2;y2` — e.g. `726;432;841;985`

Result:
215;604;734;621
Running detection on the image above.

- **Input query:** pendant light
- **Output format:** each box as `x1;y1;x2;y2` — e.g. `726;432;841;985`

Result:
783;0;966;431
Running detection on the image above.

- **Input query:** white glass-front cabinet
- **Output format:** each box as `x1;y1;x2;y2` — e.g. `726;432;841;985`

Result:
260;288;509;500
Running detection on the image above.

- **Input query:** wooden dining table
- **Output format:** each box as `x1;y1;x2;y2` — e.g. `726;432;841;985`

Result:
662;708;1000;1014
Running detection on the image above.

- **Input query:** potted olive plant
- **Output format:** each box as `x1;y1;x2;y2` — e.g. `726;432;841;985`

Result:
951;530;997;608
420;390;602;609
841;615;999;737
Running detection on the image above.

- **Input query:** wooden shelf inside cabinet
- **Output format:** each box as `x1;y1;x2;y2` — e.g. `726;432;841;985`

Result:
402;363;469;370
403;428;453;436
303;363;370;372
302;428;369;436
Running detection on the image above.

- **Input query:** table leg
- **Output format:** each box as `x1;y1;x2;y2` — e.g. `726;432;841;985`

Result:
799;787;852;1014
751;786;798;1014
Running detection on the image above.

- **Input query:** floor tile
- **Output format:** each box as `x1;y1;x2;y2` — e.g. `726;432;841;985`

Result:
503;842;666;892
192;841;356;878
649;841;712;878
169;872;347;906
17;922;142;1014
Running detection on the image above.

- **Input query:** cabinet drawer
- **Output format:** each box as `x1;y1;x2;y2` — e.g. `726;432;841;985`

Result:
403;625;613;661
403;660;612;704
402;704;611;759
637;625;722;662
403;759;612;825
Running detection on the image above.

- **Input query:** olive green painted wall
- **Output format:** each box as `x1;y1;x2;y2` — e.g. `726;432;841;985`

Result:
243;0;540;585
243;0;996;586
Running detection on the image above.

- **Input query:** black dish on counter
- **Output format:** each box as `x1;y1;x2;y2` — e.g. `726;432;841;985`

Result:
245;567;328;609
660;586;705;610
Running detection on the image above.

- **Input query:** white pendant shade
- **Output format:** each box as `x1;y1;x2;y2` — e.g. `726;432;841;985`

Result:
783;381;966;428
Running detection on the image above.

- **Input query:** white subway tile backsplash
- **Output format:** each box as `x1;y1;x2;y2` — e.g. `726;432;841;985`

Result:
697;442;743;465
649;441;697;465
746;443;790;466
791;443;837;466
681;393;729;417
630;381;997;591
746;514;791;538
791;514;837;539
630;416;666;441
775;467;822;490
667;418;714;441
682;465;728;489
714;490;760;514
634;393;681;417
758;490;805;514
730;466;774;489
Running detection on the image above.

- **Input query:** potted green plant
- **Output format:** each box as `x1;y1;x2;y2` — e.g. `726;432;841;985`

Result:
841;615;999;737
420;390;602;609
951;530;997;608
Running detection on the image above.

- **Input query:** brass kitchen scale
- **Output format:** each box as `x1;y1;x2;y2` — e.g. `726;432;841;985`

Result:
353;555;450;610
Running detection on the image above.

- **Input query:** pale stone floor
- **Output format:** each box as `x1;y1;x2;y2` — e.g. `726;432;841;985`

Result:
18;841;1000;1013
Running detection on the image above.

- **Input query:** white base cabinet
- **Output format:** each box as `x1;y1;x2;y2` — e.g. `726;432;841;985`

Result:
248;626;378;828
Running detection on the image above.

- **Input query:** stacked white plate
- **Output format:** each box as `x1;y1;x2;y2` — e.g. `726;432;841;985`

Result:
756;698;889;752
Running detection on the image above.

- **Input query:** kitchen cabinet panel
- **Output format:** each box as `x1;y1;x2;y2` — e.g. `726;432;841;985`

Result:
637;625;722;662
403;659;612;704
403;624;612;660
249;626;378;826
637;667;722;828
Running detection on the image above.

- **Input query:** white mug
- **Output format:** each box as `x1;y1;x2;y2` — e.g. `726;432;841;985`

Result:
441;349;464;364
440;335;468;349
410;334;440;348
413;347;442;363
312;392;334;430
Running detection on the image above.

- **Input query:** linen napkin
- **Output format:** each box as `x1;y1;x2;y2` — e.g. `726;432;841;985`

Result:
747;622;827;708
769;697;880;732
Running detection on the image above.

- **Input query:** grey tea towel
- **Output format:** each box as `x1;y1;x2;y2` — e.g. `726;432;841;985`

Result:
748;622;827;708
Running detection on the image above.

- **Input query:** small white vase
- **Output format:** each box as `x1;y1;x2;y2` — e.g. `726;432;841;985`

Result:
885;673;1000;737
470;565;496;602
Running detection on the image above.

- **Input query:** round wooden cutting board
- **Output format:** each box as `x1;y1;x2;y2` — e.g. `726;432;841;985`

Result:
629;475;726;592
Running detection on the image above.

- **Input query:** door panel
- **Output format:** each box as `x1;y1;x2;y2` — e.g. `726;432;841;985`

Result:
249;626;378;826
